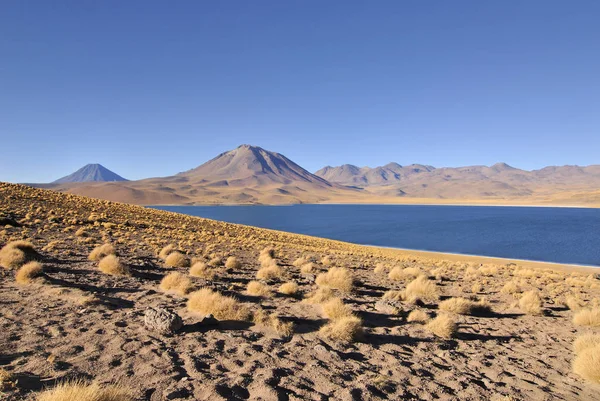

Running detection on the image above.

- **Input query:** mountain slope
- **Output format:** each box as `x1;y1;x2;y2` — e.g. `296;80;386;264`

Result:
179;145;332;187
53;164;128;184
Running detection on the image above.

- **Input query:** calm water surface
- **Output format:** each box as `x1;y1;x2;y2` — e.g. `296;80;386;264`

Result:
152;205;600;266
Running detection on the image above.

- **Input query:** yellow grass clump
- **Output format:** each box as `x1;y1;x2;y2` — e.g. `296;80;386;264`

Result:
574;333;600;355
438;297;492;316
98;255;130;276
164;251;190;268
0;240;37;269
573;345;600;384
15;261;43;284
253;310;294;337
279;281;299;295
426;314;457;339
88;243;115;261
573;308;600;327
160;272;193;296
501;281;521;295
187;288;251;321
225;256;241;269
519;290;543;315
300;262;316;274
304;287;336;304
159;244;176;260
564;294;585;311
382;290;406;302
316;267;353;293
405;275;439;303
189;261;216;280
246;281;272;297
256;260;283;280
319;315;363;343
374;263;388;274
321;298;354;320
407;309;430;323
258;247;275;265
37;380;133;401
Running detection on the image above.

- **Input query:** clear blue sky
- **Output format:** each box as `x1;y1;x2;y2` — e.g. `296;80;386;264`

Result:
1;1;599;182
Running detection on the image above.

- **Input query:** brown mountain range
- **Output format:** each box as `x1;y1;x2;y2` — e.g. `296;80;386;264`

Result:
33;145;600;206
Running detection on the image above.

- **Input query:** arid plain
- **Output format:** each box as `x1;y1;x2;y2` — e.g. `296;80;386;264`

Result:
2;182;600;400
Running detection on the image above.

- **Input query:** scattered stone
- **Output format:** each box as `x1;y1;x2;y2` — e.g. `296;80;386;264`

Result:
375;300;402;315
144;307;183;335
201;314;218;325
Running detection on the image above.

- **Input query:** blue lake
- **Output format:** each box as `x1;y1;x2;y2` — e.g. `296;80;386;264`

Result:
151;205;600;266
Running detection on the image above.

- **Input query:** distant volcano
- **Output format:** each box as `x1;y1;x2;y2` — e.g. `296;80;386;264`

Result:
53;164;128;183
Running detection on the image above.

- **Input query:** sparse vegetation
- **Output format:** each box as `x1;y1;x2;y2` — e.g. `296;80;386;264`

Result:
319;315;363;343
98;255;130;276
253;309;294;337
405;275;439;303
573;345;600;384
574;333;600;354
160;272;193;295
519;290;543;315
426;314;457;339
164;251;190;268
189;261;216;280
89;243;116;261
225;256;241;269
279;281;299;295
246;280;272;297
15;261;43;284
439;297;492;316
36;381;133;401
316;267;353;293
573;308;600;327
0;240;37;269
407;309;430;323
187;288;251;321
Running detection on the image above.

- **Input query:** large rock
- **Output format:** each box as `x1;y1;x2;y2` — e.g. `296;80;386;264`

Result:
144;307;183;335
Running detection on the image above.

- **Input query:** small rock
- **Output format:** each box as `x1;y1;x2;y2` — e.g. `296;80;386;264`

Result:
375;300;402;315
144;307;183;335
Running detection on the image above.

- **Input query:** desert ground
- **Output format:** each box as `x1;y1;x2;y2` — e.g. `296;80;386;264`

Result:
1;182;600;400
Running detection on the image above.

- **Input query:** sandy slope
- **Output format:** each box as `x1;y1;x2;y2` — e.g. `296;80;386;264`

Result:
1;182;599;400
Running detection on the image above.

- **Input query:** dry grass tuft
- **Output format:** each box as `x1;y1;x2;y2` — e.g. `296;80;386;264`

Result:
300;262;316;274
279;281;299;296
573;308;600;327
407;309;430;323
16;261;43;284
160;272;193;295
382;290;406;302
374;263;388;274
304;287;336;304
501;281;521;295
564;294;585;311
319;315;363;343
164;251;190;268
256;260;282;280
253;309;294;337
0;368;15;391
225;256;241;270
98;255;130;276
246;280;272;297
321;298;354;320
189;261;216;280
316;267;353;293
439;297;493;316
0;240;37;269
426;314;457;339
574;333;600;355
159;244;176;260
405;275;439;303
89;243;115;261
187;288;251;321
519;290;543;315
37;380;133;401
573;345;600;384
